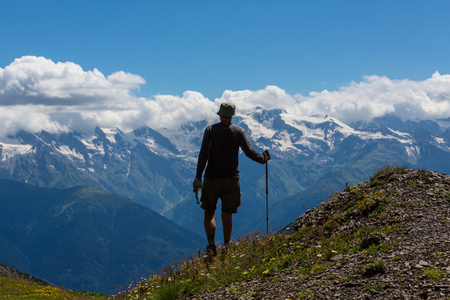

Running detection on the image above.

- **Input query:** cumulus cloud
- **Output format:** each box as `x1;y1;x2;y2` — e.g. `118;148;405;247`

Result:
0;106;69;137
0;56;220;136
1;55;450;138
0;56;145;106
218;85;296;114
291;73;450;124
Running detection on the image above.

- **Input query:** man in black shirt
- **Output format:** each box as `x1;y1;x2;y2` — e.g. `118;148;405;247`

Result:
193;102;270;254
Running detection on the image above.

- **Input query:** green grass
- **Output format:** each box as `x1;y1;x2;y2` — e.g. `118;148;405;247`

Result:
363;282;386;292
370;164;408;182
0;276;108;300
422;268;448;281
355;260;387;277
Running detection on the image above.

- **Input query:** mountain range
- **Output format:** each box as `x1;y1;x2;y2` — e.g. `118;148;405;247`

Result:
0;108;449;292
1;109;449;236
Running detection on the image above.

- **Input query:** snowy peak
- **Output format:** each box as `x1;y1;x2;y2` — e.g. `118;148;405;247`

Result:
235;109;362;156
0;140;34;161
132;126;179;156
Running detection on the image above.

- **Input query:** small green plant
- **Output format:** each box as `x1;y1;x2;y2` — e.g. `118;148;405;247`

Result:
422;268;447;281
364;245;379;256
360;231;386;249
311;263;328;274
343;182;351;192
356;260;386;277
369;179;383;187
270;277;281;283
408;180;418;187
242;291;257;297
395;200;407;208
296;288;313;298
298;267;312;275
81;291;105;297
329;191;340;199
363;282;386;291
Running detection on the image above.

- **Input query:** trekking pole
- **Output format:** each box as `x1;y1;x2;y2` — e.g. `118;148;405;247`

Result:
264;150;269;235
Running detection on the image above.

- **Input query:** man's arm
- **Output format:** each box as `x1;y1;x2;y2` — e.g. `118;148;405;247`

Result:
240;130;267;164
193;127;211;192
196;127;211;179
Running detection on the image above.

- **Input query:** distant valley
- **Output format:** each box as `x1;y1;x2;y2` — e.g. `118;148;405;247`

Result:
0;180;203;293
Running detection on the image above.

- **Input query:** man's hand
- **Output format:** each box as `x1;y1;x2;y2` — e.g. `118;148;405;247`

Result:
263;150;271;162
193;178;202;193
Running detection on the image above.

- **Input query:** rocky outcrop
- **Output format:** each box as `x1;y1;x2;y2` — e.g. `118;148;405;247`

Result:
191;169;450;299
0;263;49;286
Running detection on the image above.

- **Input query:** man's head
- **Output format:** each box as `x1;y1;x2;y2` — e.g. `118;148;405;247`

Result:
217;102;236;118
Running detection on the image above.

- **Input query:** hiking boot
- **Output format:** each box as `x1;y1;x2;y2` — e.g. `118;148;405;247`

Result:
206;244;217;256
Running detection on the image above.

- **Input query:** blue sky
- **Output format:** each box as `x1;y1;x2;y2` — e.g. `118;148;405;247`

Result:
2;0;449;99
1;1;450;136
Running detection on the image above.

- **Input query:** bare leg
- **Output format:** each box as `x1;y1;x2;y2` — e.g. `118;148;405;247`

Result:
221;212;233;243
204;209;216;240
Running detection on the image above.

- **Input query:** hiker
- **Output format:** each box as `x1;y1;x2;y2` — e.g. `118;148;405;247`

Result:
193;102;271;255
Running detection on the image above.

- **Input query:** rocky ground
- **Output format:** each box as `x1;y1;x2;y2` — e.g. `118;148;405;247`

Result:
189;169;450;299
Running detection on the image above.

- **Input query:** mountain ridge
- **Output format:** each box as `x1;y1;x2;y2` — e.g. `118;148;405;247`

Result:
0;179;204;293
1;110;449;239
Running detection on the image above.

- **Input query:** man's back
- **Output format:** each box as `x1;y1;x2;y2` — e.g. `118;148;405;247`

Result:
197;122;265;179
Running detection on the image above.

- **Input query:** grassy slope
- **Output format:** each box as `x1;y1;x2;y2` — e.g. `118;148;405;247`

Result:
0;276;108;300
118;166;449;299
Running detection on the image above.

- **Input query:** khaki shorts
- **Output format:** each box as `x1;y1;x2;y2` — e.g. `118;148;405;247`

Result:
200;178;241;214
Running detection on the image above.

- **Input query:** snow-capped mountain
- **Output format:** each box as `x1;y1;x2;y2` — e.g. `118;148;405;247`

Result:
1;109;449;237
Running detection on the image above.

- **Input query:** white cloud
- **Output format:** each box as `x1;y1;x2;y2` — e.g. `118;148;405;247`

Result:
291;72;450;123
218;85;296;114
0;106;68;137
1;56;450;138
0;56;145;106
